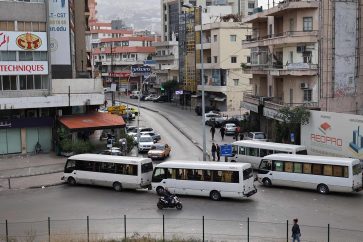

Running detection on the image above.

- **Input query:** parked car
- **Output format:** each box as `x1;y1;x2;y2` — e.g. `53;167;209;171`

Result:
153;95;169;102
147;143;171;160
145;94;158;101
126;125;137;133
205;112;226;127
99;147;123;156
224;123;237;135
244;132;267;141
195;106;220;116
138;135;155;152
130;91;140;99
140;131;161;142
221;117;243;127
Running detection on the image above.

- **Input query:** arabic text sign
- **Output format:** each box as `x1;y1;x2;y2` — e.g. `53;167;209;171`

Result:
220;144;233;156
0;62;48;75
0;31;47;51
49;0;71;65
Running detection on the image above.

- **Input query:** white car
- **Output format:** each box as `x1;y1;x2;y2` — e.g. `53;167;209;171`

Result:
145;94;158;101
224;123;237;135
138;135;155;152
244;132;267;141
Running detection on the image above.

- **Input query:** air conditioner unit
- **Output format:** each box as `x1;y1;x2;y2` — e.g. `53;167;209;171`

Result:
300;82;308;89
297;45;305;53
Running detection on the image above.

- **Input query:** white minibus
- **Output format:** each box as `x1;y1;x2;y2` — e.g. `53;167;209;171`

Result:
257;154;362;194
230;140;307;168
152;161;257;201
62;154;153;191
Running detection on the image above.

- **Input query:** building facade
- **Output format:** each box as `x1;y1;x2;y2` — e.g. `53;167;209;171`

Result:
196;21;252;112
241;0;363;140
0;0;103;155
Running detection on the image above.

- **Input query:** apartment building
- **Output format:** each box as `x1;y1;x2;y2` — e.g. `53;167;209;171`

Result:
241;0;363;139
91;29;156;92
0;0;104;155
195;21;252;112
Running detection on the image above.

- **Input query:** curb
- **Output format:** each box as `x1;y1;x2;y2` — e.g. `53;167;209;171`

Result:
121;100;210;160
29;182;65;189
0;169;64;179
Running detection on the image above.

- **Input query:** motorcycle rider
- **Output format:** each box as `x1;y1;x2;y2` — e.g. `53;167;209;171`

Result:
162;187;174;205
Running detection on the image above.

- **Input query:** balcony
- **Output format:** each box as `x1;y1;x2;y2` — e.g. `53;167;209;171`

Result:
242;30;318;48
196;42;211;50
266;0;319;17
152;53;175;61
197;85;227;93
244;63;318;76
196;63;215;69
264;99;319;111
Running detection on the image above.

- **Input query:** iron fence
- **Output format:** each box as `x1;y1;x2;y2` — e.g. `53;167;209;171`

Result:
1;216;362;242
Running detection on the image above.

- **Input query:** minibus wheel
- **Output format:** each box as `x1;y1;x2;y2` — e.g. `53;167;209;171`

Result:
262;178;272;187
156;186;164;195
113;182;122;192
317;184;329;194
210;190;221;201
67;177;76;185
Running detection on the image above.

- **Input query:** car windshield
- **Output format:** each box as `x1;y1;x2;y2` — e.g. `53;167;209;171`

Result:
140;136;153;142
151;144;165;150
353;164;362;175
255;133;266;139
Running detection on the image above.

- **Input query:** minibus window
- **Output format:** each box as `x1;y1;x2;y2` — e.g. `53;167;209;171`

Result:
296;149;308;155
243;168;253;180
65;159;75;173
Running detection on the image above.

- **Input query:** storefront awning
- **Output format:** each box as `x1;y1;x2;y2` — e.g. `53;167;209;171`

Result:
59;112;125;131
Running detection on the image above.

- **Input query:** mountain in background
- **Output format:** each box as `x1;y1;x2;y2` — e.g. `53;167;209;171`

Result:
96;0;161;33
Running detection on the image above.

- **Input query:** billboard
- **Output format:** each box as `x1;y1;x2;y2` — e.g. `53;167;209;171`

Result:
0;32;47;51
0;62;48;75
131;65;151;74
301;110;363;159
49;0;71;65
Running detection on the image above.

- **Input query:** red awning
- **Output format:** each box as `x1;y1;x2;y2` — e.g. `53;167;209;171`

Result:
58;112;125;131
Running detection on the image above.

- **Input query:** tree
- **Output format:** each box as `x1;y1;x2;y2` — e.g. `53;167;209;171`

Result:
161;80;179;101
275;106;310;144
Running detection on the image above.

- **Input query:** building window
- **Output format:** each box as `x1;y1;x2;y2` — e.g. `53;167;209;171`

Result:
1;76;17;91
230;35;237;42
214;56;218;63
233;79;239;86
290;88;293;104
231;56;237;63
268;85;272;97
213;35;217;42
248;2;255;8
248;12;253;15
303;17;313;32
17;21;46;32
304;89;312;102
0;51;16;61
0;21;15;31
247;56;251;63
303;51;312;64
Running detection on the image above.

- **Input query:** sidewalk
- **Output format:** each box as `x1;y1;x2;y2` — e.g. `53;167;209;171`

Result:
0;153;66;191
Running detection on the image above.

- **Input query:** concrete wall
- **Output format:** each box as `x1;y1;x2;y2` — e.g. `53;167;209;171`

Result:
0;1;46;22
52;78;103;94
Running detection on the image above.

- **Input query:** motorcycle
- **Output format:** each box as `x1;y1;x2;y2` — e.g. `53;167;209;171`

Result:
157;194;182;210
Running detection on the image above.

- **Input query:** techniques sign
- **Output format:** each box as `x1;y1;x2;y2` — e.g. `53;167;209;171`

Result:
301;110;363;159
49;0;71;65
0;32;47;51
0;62;48;75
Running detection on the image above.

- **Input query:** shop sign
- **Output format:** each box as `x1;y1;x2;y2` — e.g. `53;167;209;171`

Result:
0;31;47;51
0;61;48;75
240;101;258;113
109;72;130;78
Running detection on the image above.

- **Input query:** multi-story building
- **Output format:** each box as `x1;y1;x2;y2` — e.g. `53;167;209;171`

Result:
91;27;156;92
0;0;104;155
241;0;363;139
195;21;252;112
160;0;256;107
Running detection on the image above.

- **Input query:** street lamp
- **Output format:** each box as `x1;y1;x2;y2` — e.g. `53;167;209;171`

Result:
183;3;206;161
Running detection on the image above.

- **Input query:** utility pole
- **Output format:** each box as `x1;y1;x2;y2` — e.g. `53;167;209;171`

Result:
110;45;115;105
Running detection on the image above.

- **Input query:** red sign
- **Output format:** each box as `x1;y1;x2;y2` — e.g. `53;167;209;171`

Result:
109;72;130;78
16;33;42;50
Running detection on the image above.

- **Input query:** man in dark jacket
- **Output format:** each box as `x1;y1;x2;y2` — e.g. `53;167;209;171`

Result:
292;218;301;242
210;125;216;140
211;143;217;161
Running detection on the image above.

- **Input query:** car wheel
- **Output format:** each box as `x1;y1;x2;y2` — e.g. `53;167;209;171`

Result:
113;182;122;192
210;190;221;201
317;184;329;194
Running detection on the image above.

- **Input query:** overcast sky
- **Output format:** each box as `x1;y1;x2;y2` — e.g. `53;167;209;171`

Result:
96;0;269;33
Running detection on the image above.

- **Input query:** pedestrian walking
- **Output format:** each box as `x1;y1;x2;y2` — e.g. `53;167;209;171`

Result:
211;143;217;161
220;126;225;140
104;99;108;107
210;125;216;140
234;126;241;141
292;218;301;242
216;144;220;161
